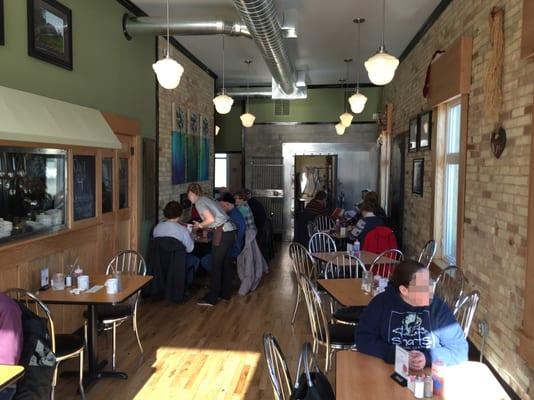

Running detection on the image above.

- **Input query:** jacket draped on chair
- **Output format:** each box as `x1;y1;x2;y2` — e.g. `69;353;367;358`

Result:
237;229;268;295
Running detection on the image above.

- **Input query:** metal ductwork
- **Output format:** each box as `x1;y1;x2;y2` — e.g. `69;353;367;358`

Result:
232;0;298;96
123;14;252;40
224;87;273;97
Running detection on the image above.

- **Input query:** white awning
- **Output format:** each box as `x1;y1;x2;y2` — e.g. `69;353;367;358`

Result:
0;85;121;149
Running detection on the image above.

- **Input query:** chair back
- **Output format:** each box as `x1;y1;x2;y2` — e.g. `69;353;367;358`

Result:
418;240;437;268
299;274;330;347
434;266;465;311
361;226;398;254
106;250;147;276
263;333;293;400
453;290;480;338
325;254;367;279
289;242;316;281
5;288;56;353
313;215;335;233
306;221;317;239
308;232;337;254
370;249;404;278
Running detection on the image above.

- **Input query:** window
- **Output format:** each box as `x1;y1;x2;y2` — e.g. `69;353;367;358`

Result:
434;99;461;265
215;153;228;188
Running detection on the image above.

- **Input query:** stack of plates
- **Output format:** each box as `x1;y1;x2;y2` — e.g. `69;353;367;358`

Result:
0;219;13;238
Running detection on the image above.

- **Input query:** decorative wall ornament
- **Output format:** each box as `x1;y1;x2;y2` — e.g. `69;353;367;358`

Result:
418;110;432;150
408;117;418;152
490;126;506;159
412;158;424;196
484;6;504;116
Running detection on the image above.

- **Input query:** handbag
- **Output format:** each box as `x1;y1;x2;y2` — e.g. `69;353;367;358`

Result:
292;343;335;400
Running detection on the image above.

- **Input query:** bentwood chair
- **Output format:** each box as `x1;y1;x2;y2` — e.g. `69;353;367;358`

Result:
313;215;335;233
453;290;480;338
306;221;317;239
95;250;147;371
6;288;85;400
434;266;466;311
299;274;356;372
418;240;437;268
263;333;293;400
369;249;404;278
289;242;317;325
308;232;337;254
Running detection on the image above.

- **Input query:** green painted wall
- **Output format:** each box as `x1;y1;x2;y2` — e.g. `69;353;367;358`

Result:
0;0;156;254
215;87;382;152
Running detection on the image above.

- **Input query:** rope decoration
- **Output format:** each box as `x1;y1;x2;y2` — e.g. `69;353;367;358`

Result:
484;7;504;117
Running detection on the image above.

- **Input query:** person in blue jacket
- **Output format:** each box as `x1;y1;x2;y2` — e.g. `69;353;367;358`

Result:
355;260;468;370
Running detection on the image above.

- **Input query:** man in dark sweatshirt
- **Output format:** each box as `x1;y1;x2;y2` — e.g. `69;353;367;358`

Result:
355;260;468;370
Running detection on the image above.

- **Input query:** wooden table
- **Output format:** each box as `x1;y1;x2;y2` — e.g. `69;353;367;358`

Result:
37;274;152;388
317;278;371;307
0;365;24;391
336;351;511;400
312;250;396;267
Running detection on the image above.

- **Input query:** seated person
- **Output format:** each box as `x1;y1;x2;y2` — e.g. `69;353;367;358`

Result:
235;191;257;232
355;260;468;370
350;201;385;244
363;191;387;219
0;292;23;400
153;201;199;285
303;190;328;217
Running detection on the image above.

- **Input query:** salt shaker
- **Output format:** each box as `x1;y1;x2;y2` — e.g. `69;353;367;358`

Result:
424;375;433;398
414;376;425;399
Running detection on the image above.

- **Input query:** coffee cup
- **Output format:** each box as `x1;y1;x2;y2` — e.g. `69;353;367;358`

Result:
105;278;119;294
77;275;89;291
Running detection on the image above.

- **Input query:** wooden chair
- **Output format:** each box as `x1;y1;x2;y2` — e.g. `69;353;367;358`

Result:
308;232;337;254
263;333;293;400
289;242;317;325
453;290;480;338
418;240;437;268
369;249;404;278
434;265;466;311
313;215;335;233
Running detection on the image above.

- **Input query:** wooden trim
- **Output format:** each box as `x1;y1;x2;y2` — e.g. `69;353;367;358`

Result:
521;0;534;59
102;112;140;137
456;94;469;266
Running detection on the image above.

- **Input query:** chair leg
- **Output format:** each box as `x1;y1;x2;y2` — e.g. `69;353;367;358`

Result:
51;363;59;400
79;351;86;400
291;287;301;325
133;313;144;356
112;321;117;371
325;347;330;372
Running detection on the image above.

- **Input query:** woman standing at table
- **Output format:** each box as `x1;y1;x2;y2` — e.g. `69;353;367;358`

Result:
187;183;236;307
355;260;468;370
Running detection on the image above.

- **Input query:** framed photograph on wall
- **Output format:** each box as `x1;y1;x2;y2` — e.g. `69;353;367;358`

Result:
412;158;424;196
188;110;199;135
27;0;73;70
173;103;186;132
419;110;432;150
0;0;5;46
408;117;418;152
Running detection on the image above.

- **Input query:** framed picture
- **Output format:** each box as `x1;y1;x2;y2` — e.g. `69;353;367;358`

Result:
0;0;5;46
27;0;73;70
174;103;186;132
188;111;199;135
412;158;424;196
419;110;432;150
201;116;209;137
408;117;418;152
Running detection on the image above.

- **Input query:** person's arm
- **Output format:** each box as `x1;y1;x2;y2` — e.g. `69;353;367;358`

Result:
429;301;469;365
180;227;195;253
355;296;396;363
194;209;215;229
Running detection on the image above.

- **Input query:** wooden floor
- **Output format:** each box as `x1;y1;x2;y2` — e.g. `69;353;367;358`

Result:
56;243;333;399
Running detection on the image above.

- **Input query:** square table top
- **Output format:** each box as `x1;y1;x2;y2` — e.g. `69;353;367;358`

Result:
336;351;510;400
312;250;397;266
317;278;371;307
36;274;152;305
0;365;24;391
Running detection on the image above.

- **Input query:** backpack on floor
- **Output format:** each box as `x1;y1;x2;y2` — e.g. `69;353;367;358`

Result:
292;343;335;400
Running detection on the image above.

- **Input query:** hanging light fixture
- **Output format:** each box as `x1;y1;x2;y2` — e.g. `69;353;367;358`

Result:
349;18;368;113
364;0;399;85
240;59;256;128
152;0;184;90
335;122;346;135
215;125;220;136
213;35;234;114
339;60;353;127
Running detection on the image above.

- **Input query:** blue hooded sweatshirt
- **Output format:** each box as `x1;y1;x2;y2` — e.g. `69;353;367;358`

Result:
355;285;468;366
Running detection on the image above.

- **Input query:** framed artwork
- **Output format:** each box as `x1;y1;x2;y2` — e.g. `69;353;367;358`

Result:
174;103;186;132
201;116;209;137
27;0;73;70
171;131;186;185
188;110;199;135
412;158;424;196
408;117;418;152
419;110;432;150
0;0;5;46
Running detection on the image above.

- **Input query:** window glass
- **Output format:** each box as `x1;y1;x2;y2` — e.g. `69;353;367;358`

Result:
73;155;96;221
102;157;113;213
215;153;228;188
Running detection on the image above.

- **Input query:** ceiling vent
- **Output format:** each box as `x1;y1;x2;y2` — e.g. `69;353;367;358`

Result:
274;100;290;116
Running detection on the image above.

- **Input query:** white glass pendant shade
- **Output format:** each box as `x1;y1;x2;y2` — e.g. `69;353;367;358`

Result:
215;125;220;136
349;92;368;114
240;112;256;128
213;93;234;114
152;56;184;90
364;50;399;86
335;122;346;135
339;112;353;127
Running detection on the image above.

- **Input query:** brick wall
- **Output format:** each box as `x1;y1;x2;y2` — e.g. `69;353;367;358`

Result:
382;0;534;397
158;38;215;213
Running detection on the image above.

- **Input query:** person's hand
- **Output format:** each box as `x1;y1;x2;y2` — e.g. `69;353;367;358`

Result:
192;220;202;230
409;350;426;371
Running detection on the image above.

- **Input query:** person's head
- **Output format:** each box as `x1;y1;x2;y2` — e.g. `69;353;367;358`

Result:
243;188;253;200
234;191;247;206
163;201;183;221
361;189;370;200
359;202;375;217
314;190;327;207
187;183;203;204
219;192;236;212
390;260;431;307
364;191;380;206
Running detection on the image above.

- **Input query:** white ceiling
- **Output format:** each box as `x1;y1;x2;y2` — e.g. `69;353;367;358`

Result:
131;0;441;87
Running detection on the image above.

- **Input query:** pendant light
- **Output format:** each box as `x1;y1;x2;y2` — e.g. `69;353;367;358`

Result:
240;59;256;127
152;0;184;90
364;0;399;85
335;122;346;135
349;18;368;113
213;35;234;114
339;60;353;127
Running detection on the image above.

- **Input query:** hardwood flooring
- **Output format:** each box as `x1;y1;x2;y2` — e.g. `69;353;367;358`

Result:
56;243;334;399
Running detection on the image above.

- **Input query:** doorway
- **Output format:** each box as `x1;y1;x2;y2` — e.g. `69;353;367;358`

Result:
294;155;337;215
389;132;406;250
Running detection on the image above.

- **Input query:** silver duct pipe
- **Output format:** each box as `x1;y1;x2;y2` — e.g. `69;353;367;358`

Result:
225;87;272;97
233;0;297;95
123;14;252;40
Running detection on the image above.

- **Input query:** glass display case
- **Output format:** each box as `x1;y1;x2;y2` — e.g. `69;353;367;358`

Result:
0;147;66;244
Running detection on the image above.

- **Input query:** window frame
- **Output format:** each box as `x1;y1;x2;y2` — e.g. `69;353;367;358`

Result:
214;153;228;189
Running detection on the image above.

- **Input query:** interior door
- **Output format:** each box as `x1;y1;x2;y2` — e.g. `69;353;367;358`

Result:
389;133;406;250
116;134;138;252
